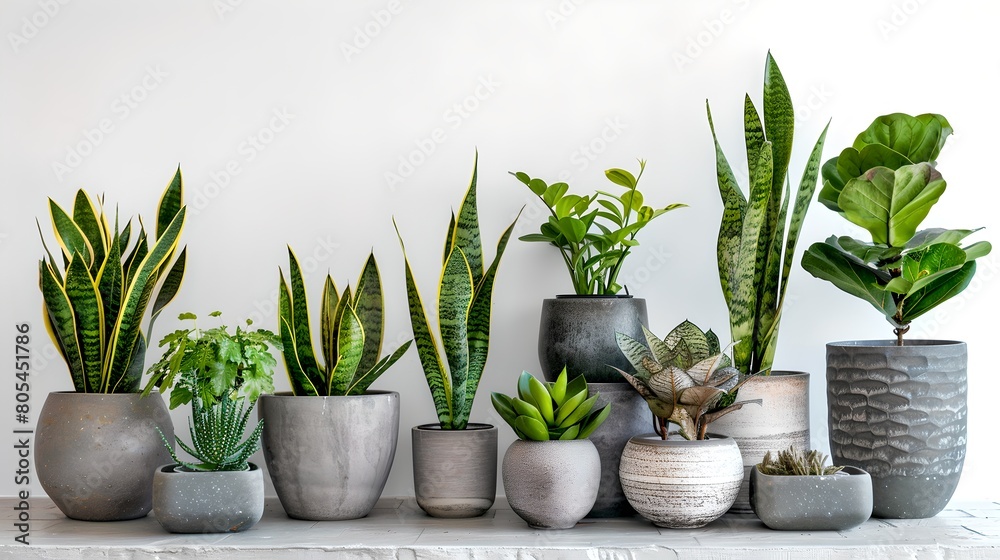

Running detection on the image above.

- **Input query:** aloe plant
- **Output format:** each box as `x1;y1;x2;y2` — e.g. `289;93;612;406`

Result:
757;446;843;476
706;52;829;377
614;320;758;441
38;167;187;393
491;368;611;441
276;248;411;396
396;152;520;430
802;113;992;344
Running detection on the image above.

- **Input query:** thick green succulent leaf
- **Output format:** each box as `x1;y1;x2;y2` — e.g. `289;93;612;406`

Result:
550;367;568;406
50;197;93;267
147;246;186;342
320;275;339;372
278;311;317;396
156;166;184;240
118;334;146;394
528;375;555;424
329;305;364;396
285;247;322;382
578;404;611;439
763;51;794;199
556;393;597;428
71;190;106;274
40;260;86;391
439;247;473;427
453;152;484;287
514;415;549;441
96;219;124;351
900;261;976;323
491;392;518;429
615;331;654;379
744;94;764;182
64;255;104;393
801;242;896;319
512;397;545;425
558;425;580;440
707;102;747;307
840;163;946;247
123;228;147;289
780;122;829;302
353;253;384;379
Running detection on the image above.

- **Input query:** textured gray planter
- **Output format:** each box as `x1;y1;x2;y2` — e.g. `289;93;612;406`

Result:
586;382;650;518
502;439;600;529
619;433;742;528
35;391;174;521
710;371;810;513
152;463;264;533
827;340;967;519
412;423;497;518
259;391;399;520
538;296;648;383
750;465;873;530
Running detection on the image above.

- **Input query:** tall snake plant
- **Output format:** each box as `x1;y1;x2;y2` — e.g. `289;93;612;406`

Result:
706;52;828;377
38;167;187;393
277;248;411;396
396;152;520;430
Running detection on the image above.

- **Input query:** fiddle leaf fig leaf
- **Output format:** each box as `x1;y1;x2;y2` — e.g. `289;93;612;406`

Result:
839;163;946;246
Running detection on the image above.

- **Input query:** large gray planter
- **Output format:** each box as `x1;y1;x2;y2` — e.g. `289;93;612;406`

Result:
710;371;810;513
750;465;873;531
412;423;497;518
502;439;600;529
35;391;174;521
827;340;967;519
152;463;264;533
586;382;650;518
538;296;648;383
259;391;399;520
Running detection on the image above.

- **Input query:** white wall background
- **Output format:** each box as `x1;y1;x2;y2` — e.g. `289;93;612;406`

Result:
1;0;997;504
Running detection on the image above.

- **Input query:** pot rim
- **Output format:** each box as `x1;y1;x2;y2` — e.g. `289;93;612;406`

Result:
158;462;260;474
261;390;399;398
414;422;495;431
757;370;810;378
751;464;870;480
628;433;734;446
827;339;966;348
552;294;637;299
44;390;164;397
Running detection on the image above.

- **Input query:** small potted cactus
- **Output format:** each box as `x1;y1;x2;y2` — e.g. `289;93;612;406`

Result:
492;368;611;529
613;320;759;528
751;447;873;531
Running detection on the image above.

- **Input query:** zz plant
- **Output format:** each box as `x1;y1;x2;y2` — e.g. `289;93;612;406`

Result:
38;168;187;393
801;113;991;344
706;52;829;376
277;248;411;396
396;152;519;430
510;160;684;295
491;368;611;441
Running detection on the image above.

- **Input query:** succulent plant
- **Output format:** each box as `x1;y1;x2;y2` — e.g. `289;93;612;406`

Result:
757;446;843;476
614;320;758;441
491;368;611;441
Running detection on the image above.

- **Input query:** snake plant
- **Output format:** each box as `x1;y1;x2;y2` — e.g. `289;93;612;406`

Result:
396;152;520;430
277;248;411;396
706;52;828;377
38;167;187;393
801;113;991;344
491;368;611;441
614;320;758;441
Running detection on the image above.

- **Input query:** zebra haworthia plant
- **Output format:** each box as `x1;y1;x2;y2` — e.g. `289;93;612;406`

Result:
277;248;411;396
491;368;611;441
38;167;187;393
396;152;520;430
706;51;829;377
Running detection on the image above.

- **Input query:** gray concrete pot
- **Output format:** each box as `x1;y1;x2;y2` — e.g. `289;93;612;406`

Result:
586;382;650;518
35;391;174;521
827;340;967;519
259;391;399;520
750;465;873;531
537;296;648;383
502;439;600;529
152;463;264;533
620;433;743;528
710;371;810;513
412;423;497;518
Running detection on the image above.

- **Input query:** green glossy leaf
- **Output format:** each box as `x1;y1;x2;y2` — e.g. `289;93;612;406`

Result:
285;247;322;384
763;51;794;197
72;190;106;274
64;255;104;393
147;246;186;342
439;247;474;426
840;163;946;246
605;168;636;188
453;153;484;286
353;252;384;380
578;404;611;439
329;305;364;395
40;260;86;391
528;375;555;424
50;197;93;267
706;101;747;308
744;94;764;182
550;367;568;406
801;242;896;319
514;415;549;441
556;391;594;428
900;261;975;323
156;166;184;240
542;182;569;207
853;113;952;164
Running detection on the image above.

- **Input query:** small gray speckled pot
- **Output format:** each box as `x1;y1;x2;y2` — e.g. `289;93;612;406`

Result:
502;439;600;529
750;465;873;531
152;463;264;533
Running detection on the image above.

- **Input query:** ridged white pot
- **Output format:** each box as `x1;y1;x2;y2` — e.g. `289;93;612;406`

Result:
502;439;600;529
619;434;742;528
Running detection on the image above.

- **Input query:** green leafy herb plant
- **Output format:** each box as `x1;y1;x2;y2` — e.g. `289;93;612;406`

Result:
510;160;685;295
491;368;611;441
757;446;843;476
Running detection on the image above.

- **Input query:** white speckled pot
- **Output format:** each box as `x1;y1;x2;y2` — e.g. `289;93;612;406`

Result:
750;465;873;531
619;434;742;528
502;439;600;529
152;463;264;533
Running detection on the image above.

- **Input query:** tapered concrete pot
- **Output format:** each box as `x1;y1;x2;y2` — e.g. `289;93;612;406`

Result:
259;391;399;520
503;439;600;529
412;423;497;518
710;371;810;513
827;340;967;519
35;392;174;521
152;463;264;533
586;382;649;518
750;465;873;531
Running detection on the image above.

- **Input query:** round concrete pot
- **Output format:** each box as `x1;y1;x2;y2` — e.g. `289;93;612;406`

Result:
35;391;174;521
586;382;650;518
710;371;810;513
537;295;648;383
827;340;967;519
152;463;264;533
619;433;742;528
750;465;873;531
412;423;497;518
502;439;600;529
259;391;399;520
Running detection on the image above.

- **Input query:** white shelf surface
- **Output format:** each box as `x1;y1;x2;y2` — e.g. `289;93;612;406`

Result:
2;497;998;559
